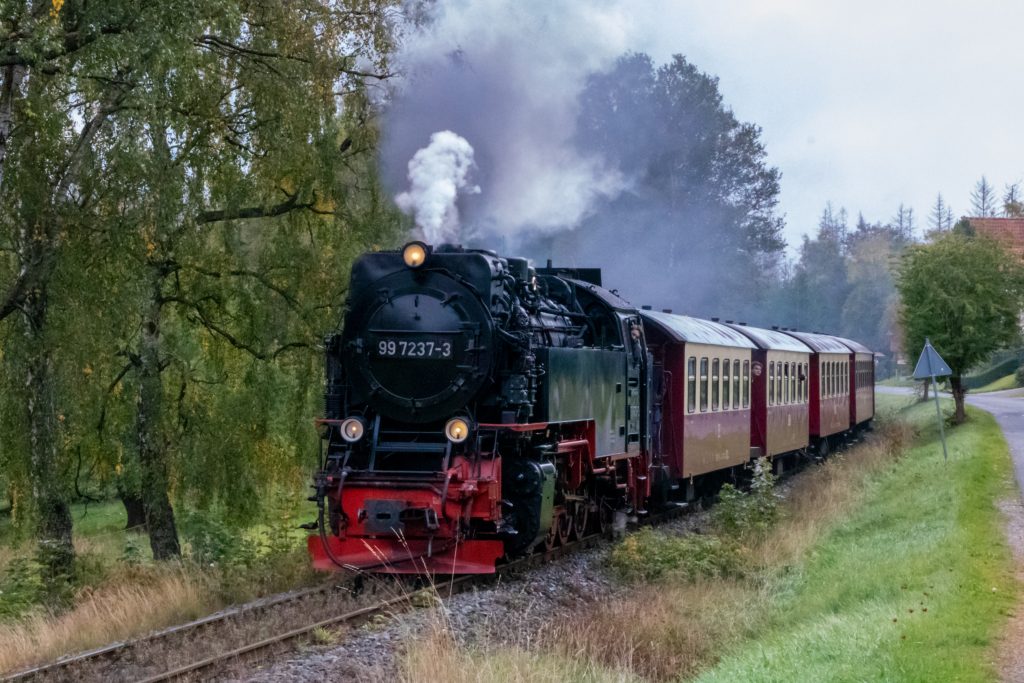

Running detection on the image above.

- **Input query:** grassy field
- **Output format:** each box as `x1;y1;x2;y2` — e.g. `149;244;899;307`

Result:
403;395;1018;682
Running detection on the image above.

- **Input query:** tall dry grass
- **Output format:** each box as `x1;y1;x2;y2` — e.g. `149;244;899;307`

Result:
401;419;917;682
753;420;914;569
0;566;205;675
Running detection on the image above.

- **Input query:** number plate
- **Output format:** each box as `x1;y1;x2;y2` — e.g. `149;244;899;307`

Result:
372;336;455;359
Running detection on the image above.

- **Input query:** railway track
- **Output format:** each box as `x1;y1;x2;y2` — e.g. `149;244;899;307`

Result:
2;526;619;683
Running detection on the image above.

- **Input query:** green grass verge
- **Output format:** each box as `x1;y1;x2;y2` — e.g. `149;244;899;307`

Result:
693;400;1017;683
973;373;1020;394
879;377;918;388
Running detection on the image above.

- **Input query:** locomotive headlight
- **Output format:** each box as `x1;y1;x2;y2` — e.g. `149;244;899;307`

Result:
444;417;471;444
402;241;428;268
340;417;366;443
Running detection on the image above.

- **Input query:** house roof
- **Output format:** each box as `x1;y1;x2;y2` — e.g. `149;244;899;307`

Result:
967;217;1024;258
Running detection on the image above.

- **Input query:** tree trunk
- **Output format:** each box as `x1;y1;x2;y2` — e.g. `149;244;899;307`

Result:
136;269;180;560
950;375;967;424
23;282;75;585
920;379;930;401
119;490;147;531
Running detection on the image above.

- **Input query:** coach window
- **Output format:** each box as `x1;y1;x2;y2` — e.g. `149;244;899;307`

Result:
783;363;790;403
804;363;809;402
742;360;750;407
768;361;775;405
733;359;741;409
723;360;731;410
700;358;709;412
788;363;794;402
687;357;696;413
712;359;720;411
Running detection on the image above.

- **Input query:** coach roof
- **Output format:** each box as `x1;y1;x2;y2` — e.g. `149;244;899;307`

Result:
725;323;813;353
833;335;872;354
780;330;851;354
640;311;756;349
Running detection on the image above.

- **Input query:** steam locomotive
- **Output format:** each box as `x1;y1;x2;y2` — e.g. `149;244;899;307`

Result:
307;242;874;574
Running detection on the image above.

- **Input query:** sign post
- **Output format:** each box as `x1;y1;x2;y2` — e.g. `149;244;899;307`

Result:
912;338;953;461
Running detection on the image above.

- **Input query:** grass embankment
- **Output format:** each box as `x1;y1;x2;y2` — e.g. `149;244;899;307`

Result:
0;494;317;674
404;395;1017;682
974;373;1020;393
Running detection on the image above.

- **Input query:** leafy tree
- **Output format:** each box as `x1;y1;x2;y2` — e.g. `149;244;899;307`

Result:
897;233;1024;422
0;0;399;574
970;176;998;217
535;52;785;319
784;204;850;333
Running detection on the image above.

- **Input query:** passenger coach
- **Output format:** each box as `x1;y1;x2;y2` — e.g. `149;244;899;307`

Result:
726;323;812;464
781;330;854;454
836;336;875;429
640;310;755;498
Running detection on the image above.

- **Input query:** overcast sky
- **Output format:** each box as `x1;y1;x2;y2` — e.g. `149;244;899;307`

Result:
634;1;1024;247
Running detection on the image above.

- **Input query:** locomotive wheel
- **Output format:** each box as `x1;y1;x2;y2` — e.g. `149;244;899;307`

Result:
571;500;589;540
556;510;572;545
595;494;616;535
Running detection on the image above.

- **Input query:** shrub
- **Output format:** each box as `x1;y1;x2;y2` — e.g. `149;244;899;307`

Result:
610;528;742;582
715;458;780;539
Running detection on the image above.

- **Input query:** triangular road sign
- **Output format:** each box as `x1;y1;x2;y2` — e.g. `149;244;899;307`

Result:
912;338;952;379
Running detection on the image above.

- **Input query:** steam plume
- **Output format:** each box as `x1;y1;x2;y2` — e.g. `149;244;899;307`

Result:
394;131;480;244
382;1;636;244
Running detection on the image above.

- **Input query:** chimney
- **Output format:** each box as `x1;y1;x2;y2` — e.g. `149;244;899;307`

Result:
662;308;672;314
546;258;553;269
641;305;652;310
772;325;779;331
725;320;733;324
711;317;720;322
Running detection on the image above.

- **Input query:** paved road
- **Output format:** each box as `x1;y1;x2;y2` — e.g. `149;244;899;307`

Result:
877;384;1024;495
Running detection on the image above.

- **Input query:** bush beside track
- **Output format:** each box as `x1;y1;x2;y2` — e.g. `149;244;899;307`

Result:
401;395;1018;682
